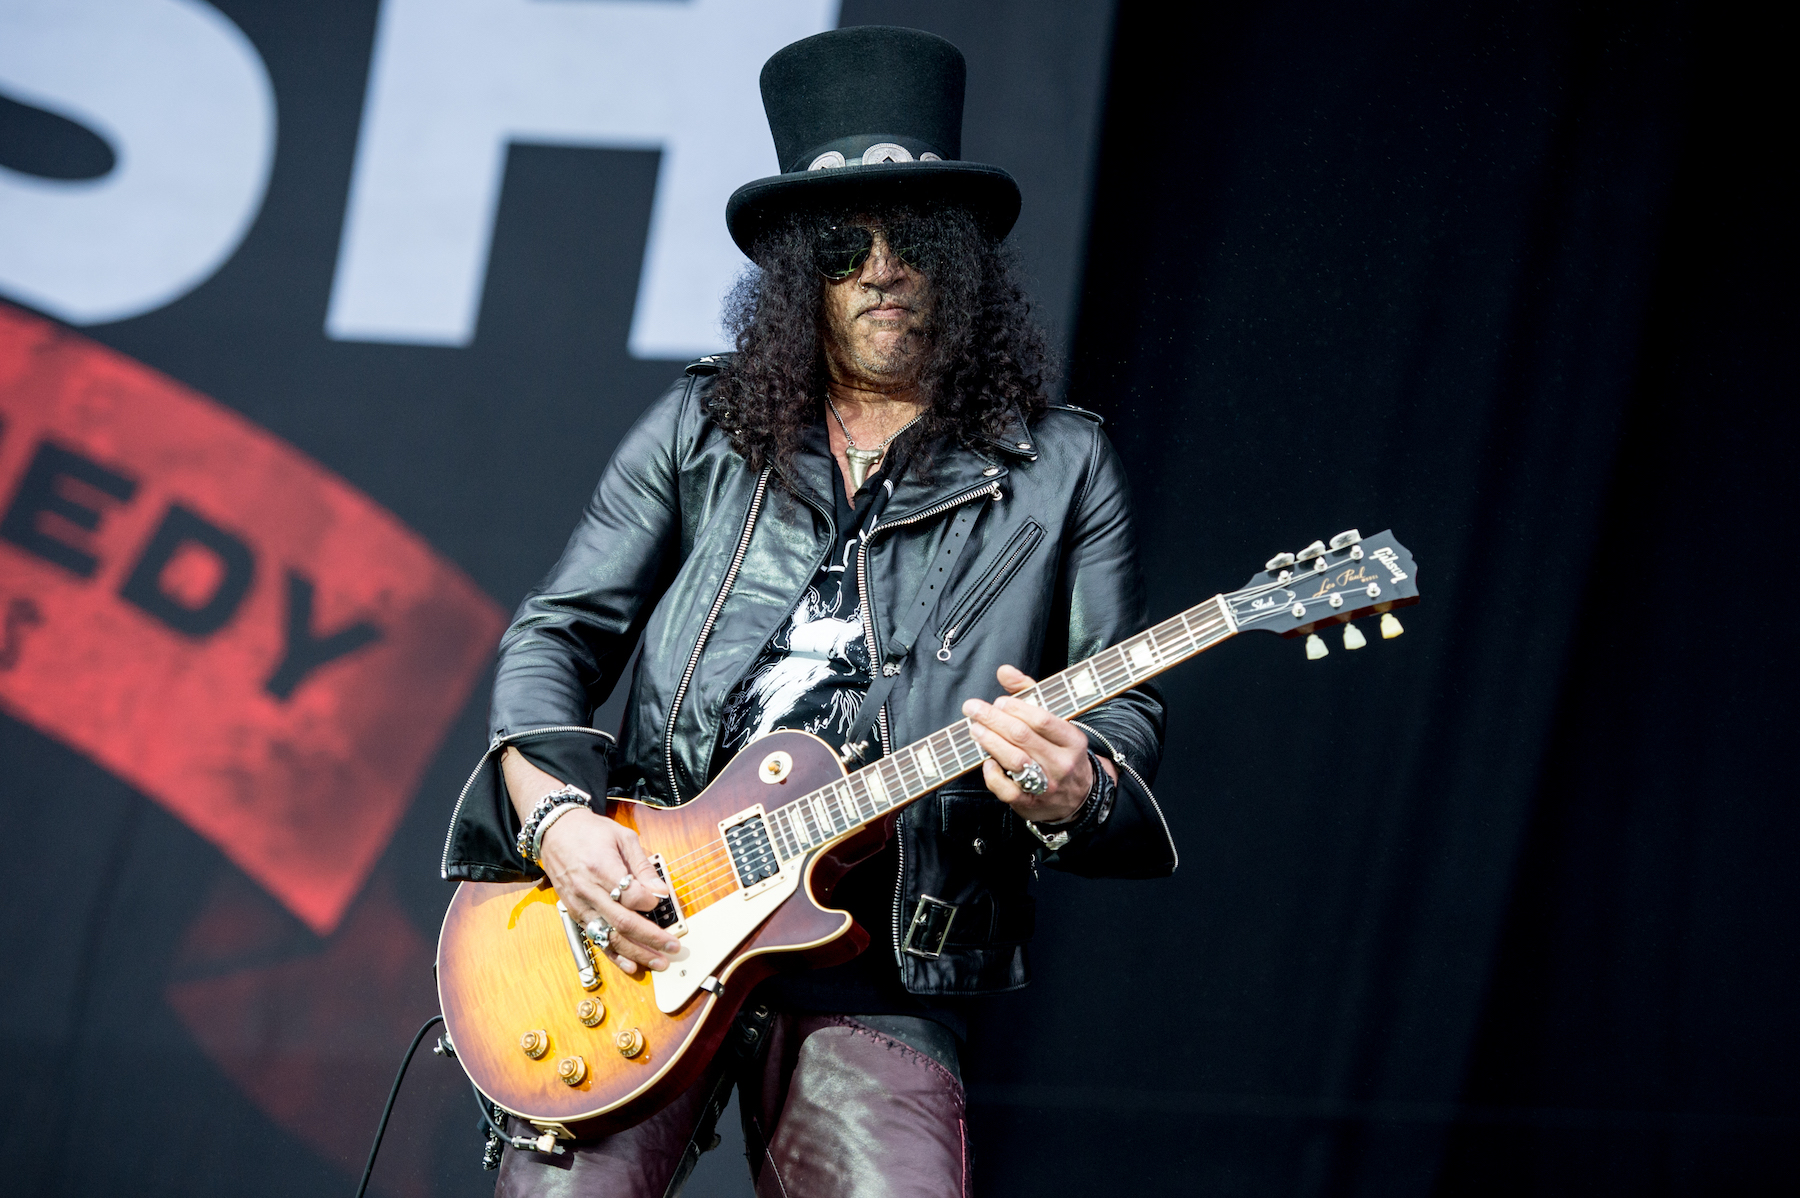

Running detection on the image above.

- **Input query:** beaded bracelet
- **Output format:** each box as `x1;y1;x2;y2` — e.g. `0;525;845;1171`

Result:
515;785;590;864
529;800;590;864
1025;751;1116;849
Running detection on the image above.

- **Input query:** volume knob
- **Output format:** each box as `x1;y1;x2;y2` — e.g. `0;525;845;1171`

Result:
616;1028;645;1059
519;1029;549;1059
556;1055;588;1087
576;997;605;1027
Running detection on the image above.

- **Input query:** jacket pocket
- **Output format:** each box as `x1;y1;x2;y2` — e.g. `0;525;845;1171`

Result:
934;520;1044;662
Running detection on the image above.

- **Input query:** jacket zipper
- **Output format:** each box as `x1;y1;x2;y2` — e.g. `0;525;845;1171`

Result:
893;807;907;965
860;478;1003;965
935;522;1043;662
662;469;770;804
1071;718;1178;871
441;724;616;877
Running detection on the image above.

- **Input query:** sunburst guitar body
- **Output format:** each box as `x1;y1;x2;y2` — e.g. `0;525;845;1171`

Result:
437;730;878;1140
437;529;1422;1141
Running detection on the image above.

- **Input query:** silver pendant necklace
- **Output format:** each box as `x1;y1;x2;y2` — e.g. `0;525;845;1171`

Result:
825;394;923;491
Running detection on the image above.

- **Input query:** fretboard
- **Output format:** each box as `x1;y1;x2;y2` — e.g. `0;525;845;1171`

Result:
758;594;1237;863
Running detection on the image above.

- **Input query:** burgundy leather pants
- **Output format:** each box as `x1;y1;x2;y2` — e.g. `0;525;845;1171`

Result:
495;1010;968;1198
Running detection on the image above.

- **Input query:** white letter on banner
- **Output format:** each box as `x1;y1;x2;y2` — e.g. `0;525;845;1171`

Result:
327;0;840;359
0;0;276;325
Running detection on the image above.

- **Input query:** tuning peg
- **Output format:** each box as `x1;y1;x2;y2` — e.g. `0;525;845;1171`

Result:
1329;529;1361;550
1342;623;1367;650
1294;540;1326;562
1305;633;1328;660
1380;613;1404;639
1265;551;1296;571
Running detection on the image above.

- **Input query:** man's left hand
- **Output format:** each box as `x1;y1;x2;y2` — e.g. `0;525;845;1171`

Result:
963;664;1118;824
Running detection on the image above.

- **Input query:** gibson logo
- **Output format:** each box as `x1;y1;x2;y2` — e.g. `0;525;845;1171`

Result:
1371;547;1409;583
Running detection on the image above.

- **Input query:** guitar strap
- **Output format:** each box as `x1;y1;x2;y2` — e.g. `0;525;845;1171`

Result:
841;497;987;764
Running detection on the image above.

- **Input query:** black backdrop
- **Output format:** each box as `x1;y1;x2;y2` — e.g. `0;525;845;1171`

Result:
1;1;1793;1196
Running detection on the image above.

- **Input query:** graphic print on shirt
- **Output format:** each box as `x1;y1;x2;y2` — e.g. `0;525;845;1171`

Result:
718;523;874;756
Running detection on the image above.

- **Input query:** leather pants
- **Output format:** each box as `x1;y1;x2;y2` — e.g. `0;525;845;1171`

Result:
495;1009;968;1198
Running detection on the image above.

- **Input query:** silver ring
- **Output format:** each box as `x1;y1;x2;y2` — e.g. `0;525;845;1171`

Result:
584;918;613;951
1007;759;1050;796
608;877;631;904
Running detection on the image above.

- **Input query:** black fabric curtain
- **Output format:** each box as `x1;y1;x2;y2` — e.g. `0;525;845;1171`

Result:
962;1;1792;1194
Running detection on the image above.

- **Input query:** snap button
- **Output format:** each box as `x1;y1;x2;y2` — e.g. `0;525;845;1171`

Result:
972;837;986;854
1017;441;1031;450
982;466;999;476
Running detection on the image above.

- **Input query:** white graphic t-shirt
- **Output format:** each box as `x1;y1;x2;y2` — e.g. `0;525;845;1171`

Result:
714;457;892;766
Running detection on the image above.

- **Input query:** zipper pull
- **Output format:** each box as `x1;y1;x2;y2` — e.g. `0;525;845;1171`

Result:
936;631;956;662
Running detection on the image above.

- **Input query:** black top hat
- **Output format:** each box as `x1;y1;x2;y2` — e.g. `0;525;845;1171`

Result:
725;26;1022;258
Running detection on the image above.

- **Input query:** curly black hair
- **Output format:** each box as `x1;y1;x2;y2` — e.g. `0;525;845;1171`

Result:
708;205;1053;477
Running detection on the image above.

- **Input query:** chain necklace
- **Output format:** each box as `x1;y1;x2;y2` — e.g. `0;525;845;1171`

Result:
825;394;924;491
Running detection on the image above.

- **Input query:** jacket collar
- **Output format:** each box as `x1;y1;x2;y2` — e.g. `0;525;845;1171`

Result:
784;421;840;517
976;403;1040;462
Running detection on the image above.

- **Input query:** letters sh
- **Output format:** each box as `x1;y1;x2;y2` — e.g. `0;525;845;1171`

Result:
0;0;841;358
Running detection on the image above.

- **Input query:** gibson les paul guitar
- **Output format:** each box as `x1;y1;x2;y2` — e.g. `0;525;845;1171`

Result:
436;528;1421;1143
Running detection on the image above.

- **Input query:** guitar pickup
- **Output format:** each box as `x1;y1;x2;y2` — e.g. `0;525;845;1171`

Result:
719;806;785;899
647;854;686;934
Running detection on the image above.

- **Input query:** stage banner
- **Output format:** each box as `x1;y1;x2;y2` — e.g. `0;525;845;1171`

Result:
0;303;505;933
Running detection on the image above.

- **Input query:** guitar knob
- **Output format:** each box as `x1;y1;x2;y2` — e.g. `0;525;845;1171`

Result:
556;1055;588;1087
577;998;605;1027
519;1029;550;1059
1304;633;1328;660
1342;623;1368;650
1380;613;1405;639
617;1028;646;1059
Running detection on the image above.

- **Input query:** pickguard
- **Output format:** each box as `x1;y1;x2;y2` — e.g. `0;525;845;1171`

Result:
651;864;804;1013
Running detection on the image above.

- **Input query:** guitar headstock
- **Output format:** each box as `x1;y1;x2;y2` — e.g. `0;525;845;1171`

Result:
1225;529;1419;653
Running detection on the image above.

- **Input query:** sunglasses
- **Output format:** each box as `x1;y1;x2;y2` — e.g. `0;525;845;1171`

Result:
812;222;933;280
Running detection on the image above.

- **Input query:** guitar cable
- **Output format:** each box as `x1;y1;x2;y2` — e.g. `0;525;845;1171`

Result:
355;1014;570;1197
354;1015;442;1198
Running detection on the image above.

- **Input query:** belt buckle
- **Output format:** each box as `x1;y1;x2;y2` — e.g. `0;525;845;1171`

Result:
901;894;959;960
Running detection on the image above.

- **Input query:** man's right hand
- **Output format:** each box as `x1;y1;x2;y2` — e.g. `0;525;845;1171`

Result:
502;747;681;974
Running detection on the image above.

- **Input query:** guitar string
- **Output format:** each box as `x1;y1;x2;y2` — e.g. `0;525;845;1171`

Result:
655;562;1393;902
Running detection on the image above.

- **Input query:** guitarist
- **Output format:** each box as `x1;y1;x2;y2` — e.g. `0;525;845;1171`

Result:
443;26;1175;1198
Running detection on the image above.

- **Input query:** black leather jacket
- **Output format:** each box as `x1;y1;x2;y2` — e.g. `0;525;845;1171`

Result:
443;358;1174;996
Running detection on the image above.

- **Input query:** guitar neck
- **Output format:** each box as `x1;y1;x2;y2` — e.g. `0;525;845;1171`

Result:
757;594;1238;863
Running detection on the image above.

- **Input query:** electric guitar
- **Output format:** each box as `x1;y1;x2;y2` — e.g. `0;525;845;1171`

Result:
436;529;1421;1144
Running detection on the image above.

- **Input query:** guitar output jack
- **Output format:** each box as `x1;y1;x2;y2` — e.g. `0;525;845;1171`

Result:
577;998;605;1027
616;1028;645;1059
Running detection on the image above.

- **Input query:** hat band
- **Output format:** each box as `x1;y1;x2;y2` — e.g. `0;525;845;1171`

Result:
788;134;947;174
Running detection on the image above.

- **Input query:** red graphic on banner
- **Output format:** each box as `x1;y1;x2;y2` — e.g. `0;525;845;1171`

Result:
0;304;505;933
